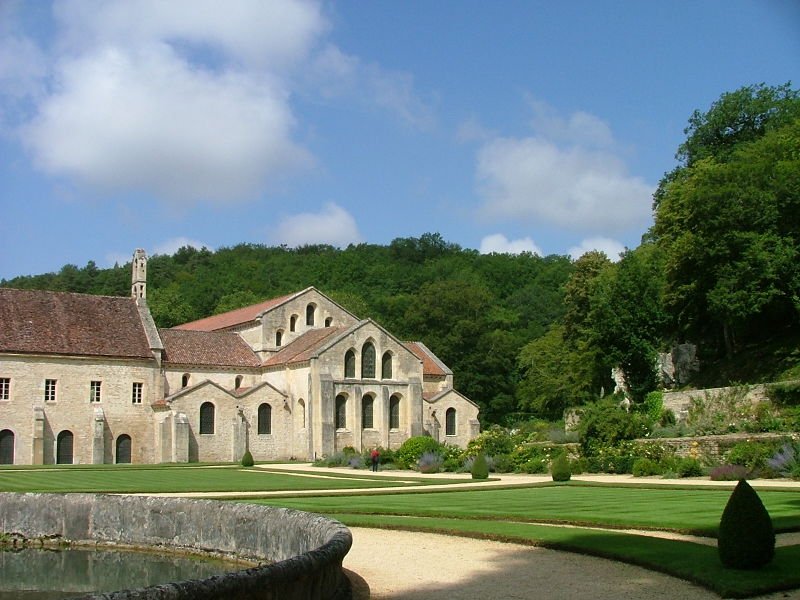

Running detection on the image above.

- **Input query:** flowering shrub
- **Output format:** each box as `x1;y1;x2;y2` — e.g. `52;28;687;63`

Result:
767;441;800;478
466;426;516;457
709;464;750;481
395;436;443;469
418;451;443;473
725;439;785;473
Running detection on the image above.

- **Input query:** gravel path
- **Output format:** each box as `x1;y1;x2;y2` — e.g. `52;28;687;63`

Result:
344;527;800;600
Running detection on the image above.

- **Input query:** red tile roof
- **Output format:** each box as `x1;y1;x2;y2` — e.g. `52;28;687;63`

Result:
159;329;261;368
404;342;449;377
264;327;344;367
0;288;153;359
173;292;296;332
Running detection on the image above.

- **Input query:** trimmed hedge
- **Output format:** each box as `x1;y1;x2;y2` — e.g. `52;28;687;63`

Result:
718;479;775;569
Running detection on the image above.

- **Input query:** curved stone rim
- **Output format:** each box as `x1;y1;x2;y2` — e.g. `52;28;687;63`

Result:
0;492;353;600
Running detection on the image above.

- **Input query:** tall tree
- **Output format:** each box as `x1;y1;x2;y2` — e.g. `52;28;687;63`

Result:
653;89;800;355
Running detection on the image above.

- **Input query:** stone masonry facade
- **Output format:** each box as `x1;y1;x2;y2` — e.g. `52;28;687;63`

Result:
0;250;480;465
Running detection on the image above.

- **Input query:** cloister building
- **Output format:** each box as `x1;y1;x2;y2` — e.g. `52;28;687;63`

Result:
0;250;480;465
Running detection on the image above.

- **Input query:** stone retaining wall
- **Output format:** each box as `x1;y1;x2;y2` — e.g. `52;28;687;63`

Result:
635;432;796;461
0;493;352;600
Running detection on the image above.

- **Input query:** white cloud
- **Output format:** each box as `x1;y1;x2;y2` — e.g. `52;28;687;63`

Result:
0;34;47;101
528;98;614;148
479;234;541;255
152;237;212;256
568;237;626;262
308;44;435;129
22;44;312;203
275;203;362;247
105;236;211;267
476;135;653;232
52;0;327;70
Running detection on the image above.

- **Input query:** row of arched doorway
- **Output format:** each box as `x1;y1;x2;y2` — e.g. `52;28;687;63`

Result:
0;429;132;465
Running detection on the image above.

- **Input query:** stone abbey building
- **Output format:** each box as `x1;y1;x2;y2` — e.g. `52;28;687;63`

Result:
0;250;480;465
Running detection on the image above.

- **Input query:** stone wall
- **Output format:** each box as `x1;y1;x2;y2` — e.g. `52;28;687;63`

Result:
635;432;795;461
662;384;773;422
0;493;352;600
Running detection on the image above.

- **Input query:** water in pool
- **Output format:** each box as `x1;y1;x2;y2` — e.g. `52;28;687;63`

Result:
0;546;238;599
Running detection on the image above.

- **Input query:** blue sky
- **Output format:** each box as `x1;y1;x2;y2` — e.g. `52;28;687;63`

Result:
1;0;798;280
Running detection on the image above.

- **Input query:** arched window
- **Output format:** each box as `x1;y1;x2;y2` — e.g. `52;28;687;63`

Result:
116;434;132;464
181;373;190;388
335;394;347;429
361;395;374;429
235;375;243;389
0;429;14;465
275;330;283;346
258;403;272;434
361;342;376;379
56;430;74;464
306;303;316;326
446;408;457;436
290;315;298;332
389;395;401;430
381;351;393;379
298;398;306;429
344;349;356;378
325;317;333;327
200;402;215;434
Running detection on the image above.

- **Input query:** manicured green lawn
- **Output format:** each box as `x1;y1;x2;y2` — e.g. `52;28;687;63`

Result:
252;483;800;535
0;464;470;493
250;483;800;598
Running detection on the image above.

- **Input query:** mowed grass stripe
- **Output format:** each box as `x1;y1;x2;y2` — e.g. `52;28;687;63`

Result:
320;513;800;598
0;466;437;493
252;484;800;535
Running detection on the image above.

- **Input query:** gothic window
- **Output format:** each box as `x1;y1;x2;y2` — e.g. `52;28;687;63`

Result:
200;402;215;434
361;342;376;379
445;408;457;436
116;435;132;464
381;351;393;379
335;394;347;429
306;303;316;326
56;430;74;464
0;430;14;464
298;398;306;429
290;315;298;332
389;395;401;430
362;395;374;429
258;403;272;434
344;350;356;378
276;330;283;346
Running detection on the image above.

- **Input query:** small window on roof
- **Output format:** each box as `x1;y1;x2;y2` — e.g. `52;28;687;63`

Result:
181;374;190;388
276;329;283;346
306;303;316;326
290;315;298;332
325;317;333;327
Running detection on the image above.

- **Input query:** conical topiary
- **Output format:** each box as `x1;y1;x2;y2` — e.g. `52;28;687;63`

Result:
471;453;489;479
718;479;775;569
241;450;254;467
551;453;572;482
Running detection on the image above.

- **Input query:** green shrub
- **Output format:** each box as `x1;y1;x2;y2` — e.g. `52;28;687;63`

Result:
466;426;515;457
240;450;254;467
659;409;676;427
550;453;571;482
718;479;775;569
675;457;703;477
578;399;650;455
395;436;443;469
471;453;489;479
632;458;662;477
643;391;664;423
520;458;547;474
725;440;785;472
767;381;800;407
491;453;514;473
